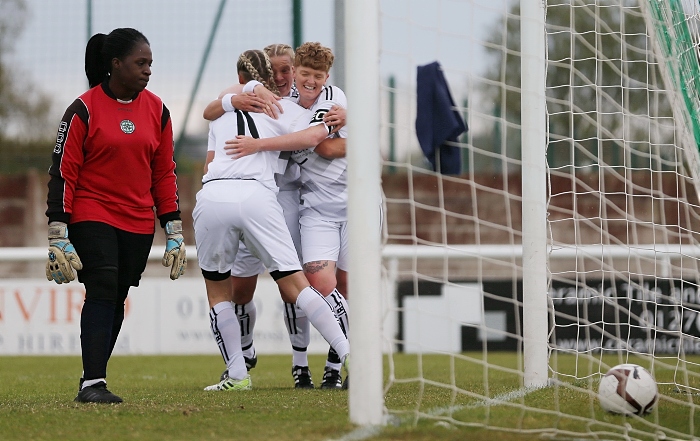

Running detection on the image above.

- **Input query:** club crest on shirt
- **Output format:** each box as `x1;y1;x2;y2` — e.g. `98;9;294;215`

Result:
120;120;135;134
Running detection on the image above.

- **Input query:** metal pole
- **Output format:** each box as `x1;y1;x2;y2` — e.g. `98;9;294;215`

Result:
173;0;227;160
462;97;469;173
293;0;303;48
333;0;345;89
388;75;396;174
86;0;92;90
86;0;92;41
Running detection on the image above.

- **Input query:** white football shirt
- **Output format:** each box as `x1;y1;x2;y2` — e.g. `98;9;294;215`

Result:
204;99;311;192
275;85;303;191
291;85;348;221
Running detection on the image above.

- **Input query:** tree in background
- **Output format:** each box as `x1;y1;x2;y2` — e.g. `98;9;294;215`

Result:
0;0;53;173
479;0;676;173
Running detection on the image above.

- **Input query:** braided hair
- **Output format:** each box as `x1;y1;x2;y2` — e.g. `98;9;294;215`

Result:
236;49;279;96
85;28;149;88
264;43;294;60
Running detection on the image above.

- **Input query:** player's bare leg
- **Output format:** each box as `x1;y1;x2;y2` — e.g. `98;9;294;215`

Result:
304;260;337;295
336;268;348;299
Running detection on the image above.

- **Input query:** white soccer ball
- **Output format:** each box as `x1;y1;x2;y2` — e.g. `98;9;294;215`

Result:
598;363;658;415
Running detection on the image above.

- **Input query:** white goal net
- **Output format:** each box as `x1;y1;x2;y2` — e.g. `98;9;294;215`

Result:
355;0;700;438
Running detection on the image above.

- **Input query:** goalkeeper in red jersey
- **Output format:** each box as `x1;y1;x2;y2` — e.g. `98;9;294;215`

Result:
45;28;186;404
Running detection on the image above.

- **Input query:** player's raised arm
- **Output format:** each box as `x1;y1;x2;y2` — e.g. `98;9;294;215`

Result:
203;82;282;121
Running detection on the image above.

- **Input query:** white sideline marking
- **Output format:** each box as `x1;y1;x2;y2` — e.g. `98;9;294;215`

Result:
326;386;537;441
423;386;536;418
326;426;383;441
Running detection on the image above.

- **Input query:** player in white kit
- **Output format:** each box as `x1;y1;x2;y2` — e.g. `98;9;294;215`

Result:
193;49;349;391
226;42;352;389
202;43;347;389
201;44;303;383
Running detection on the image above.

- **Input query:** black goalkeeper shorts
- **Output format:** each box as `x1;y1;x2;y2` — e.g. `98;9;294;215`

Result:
69;221;154;287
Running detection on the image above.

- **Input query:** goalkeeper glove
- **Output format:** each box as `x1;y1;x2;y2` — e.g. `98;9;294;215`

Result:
46;222;83;284
162;220;186;280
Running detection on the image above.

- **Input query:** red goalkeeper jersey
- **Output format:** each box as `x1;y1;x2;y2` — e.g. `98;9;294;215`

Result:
46;82;180;234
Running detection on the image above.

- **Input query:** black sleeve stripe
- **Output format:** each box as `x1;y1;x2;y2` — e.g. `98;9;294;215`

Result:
49;99;87;175
71;98;90;126
161;104;171;132
46;98;88;222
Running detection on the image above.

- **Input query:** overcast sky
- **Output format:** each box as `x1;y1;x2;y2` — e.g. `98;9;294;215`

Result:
10;1;337;132
9;0;505;157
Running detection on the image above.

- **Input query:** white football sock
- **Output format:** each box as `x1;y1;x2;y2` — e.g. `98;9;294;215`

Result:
295;286;349;361
234;300;257;358
210;301;247;380
328;289;350;336
82;378;106;389
284;302;311;366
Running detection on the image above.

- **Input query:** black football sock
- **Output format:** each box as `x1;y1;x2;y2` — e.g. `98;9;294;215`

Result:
80;298;115;381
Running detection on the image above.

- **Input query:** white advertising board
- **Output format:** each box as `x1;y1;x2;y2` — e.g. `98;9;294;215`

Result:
0;277;329;355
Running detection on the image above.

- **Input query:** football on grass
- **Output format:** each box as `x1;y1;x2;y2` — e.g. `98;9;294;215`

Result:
598;363;658;415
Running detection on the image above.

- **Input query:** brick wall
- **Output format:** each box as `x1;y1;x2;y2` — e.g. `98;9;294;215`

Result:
382;172;522;245
0;170;46;247
2;169;698;278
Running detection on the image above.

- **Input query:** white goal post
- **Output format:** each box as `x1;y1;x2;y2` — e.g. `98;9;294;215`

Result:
520;0;549;390
345;0;384;426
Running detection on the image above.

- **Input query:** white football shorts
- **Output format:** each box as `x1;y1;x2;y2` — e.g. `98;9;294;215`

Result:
277;188;302;262
230;188;302;277
299;215;348;271
193;180;302;275
230;241;265;277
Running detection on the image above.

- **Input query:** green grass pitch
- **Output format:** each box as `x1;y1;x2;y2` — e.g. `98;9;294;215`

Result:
1;353;698;440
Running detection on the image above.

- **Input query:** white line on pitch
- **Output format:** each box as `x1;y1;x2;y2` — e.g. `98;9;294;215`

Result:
325;386;537;441
432;386;537;415
325;425;383;441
